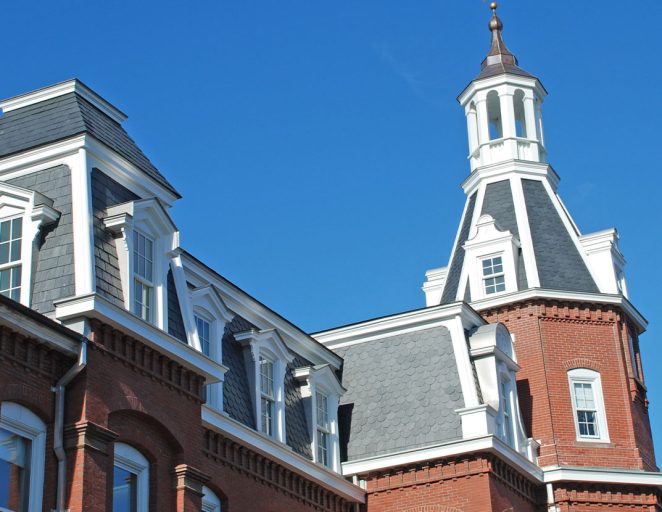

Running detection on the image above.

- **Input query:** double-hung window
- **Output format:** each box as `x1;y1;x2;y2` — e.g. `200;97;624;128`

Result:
260;357;275;436
568;369;609;442
0;217;22;301
316;392;330;467
195;315;211;357
482;255;506;295
500;380;514;447
133;231;154;323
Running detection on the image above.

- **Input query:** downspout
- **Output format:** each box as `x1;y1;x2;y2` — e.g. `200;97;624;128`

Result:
52;337;88;512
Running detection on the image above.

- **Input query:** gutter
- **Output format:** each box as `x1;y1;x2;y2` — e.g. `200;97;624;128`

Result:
52;337;88;512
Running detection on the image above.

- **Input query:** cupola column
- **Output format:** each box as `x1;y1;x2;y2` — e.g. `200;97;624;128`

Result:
499;91;517;140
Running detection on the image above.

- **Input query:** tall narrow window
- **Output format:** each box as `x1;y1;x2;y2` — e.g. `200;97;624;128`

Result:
500;381;514;446
0;217;22;301
513;89;527;138
195;315;211;357
486;90;503;140
628;334;641;380
316;392;330;467
133;231;154;323
482;256;506;295
113;443;149;512
113;466;137;512
573;382;598;437
0;427;30;511
260;357;275;436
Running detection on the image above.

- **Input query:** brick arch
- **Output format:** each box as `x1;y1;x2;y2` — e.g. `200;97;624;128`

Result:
562;358;602;372
108;408;183;461
0;384;52;421
400;506;463;512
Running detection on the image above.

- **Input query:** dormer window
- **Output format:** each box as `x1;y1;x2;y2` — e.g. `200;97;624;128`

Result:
482;255;506;295
195;314;211;357
0;217;23;300
236;329;293;443
133;231;154;322
316;392;330;466
500;378;514;446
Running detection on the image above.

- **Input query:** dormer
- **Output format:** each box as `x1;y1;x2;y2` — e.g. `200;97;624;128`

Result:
459;214;520;301
103;197;178;329
236;329;294;443
0;182;60;305
579;228;628;297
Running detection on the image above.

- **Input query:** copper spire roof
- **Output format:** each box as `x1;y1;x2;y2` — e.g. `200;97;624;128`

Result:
474;2;535;81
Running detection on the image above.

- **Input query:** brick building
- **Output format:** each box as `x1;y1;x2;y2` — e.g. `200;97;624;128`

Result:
0;4;660;512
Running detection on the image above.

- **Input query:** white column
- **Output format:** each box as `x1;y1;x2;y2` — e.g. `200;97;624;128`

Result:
523;93;538;142
466;106;479;156
71;147;96;295
499;92;516;140
475;98;490;147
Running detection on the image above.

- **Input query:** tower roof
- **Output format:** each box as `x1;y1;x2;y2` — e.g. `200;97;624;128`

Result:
474;2;536;81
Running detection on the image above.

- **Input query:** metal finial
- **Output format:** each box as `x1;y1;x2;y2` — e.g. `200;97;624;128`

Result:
490;2;498;11
489;2;503;32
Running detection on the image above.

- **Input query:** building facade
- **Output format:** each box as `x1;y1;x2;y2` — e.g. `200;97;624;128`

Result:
0;4;660;512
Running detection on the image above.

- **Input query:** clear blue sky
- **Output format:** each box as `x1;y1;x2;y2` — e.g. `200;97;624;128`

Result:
3;1;662;454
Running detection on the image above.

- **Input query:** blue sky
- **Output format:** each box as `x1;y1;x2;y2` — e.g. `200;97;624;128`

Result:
3;1;662;454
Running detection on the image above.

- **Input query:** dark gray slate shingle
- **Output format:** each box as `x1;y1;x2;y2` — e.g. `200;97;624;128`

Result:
441;193;477;303
522;179;598;293
7;165;75;313
481;179;528;290
91;169;138;305
285;356;313;459
0;92;178;197
167;269;187;343
335;325;464;462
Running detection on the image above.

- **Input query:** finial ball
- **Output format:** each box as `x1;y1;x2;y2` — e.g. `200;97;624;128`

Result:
490;2;498;10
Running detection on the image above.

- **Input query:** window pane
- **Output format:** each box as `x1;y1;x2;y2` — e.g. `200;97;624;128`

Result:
0;427;30;511
317;430;329;466
0;221;9;243
0;269;9;292
316;393;328;429
261;398;273;436
9;240;20;262
195;316;211;356
113;466;137;512
260;359;273;396
0;243;8;265
11;218;21;239
11;267;21;288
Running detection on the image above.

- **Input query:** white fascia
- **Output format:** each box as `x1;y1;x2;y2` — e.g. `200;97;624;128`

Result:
469;288;648;333
181;252;343;369
341;434;543;483
457;73;547;107
53;292;228;383
313;301;484;350
201;405;365;503
542;465;662;487
0;79;128;123
462;160;560;197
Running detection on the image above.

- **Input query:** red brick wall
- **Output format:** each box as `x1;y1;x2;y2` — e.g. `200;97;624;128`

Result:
482;300;657;471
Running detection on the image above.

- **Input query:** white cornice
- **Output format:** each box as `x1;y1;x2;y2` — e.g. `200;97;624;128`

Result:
542;465;662;487
181;252;343;369
201;406;365;503
313;302;484;349
469;288;648;332
457;73;547;106
53;293;227;382
341;434;543;482
461;160;560;196
0;79;127;123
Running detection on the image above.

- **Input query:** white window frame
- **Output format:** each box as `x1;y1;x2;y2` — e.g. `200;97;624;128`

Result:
481;254;506;296
236;329;293;443
202;486;222;512
0;401;46;512
190;285;234;411
498;375;515;447
315;391;330;467
567;368;610;443
259;356;276;436
294;364;344;472
0;215;24;301
0;183;60;306
113;442;149;512
132;229;155;323
104;198;179;330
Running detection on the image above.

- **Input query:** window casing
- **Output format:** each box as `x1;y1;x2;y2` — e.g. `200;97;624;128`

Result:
113;443;149;512
316;392;330;467
0;402;46;512
0;217;23;301
260;357;275;436
568;369;609;442
133;230;154;323
195;314;211;357
500;379;514;446
202;486;222;512
482;255;506;295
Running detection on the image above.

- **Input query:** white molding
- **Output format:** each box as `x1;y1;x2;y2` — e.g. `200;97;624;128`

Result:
461;160;559;197
542;465;662;487
114;442;149;512
0;136;85;179
201;405;365;503
509;175;541;288
469;288;648;332
181;251;342;369
0;401;47;512
458;73;547;107
313;302;484;349
72;147;96;295
0;79;128;123
53;292;227;382
567;368;610;443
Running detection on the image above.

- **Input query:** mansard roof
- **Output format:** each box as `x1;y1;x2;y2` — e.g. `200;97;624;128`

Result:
334;324;464;461
0;80;180;198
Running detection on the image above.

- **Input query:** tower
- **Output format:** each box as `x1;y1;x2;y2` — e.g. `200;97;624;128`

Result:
421;2;658;507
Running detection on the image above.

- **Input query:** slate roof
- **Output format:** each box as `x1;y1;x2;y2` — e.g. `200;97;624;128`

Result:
0;91;179;197
440;193;477;303
335;325;464;462
522;179;599;293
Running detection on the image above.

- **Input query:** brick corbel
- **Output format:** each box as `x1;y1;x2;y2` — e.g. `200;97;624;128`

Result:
64;421;118;455
173;464;210;497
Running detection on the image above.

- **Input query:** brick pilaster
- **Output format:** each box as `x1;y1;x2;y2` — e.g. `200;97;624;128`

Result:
173;463;210;512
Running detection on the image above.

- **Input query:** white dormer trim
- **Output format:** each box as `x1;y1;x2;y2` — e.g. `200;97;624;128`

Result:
294;365;345;472
190;284;235;411
460;214;520;301
579;228;627;297
103;198;178;331
421;266;447;307
0;79;128;123
0;182;61;306
236;329;294;443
